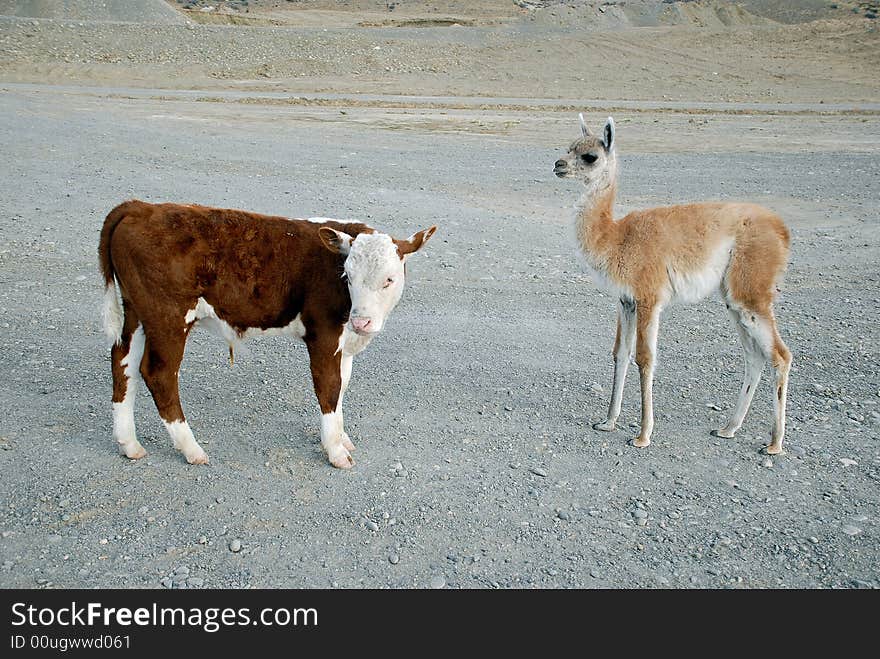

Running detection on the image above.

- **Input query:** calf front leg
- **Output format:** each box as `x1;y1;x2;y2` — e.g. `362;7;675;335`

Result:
307;336;353;469
339;353;355;452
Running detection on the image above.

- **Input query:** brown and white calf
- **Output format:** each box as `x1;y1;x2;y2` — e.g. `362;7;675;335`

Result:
99;200;436;468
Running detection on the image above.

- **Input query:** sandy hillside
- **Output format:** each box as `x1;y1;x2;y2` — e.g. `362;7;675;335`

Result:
0;1;877;104
0;0;186;23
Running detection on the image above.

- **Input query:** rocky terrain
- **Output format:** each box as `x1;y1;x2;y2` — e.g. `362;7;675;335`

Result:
0;1;878;589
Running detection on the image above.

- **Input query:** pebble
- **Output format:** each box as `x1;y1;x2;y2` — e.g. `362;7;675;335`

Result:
430;575;446;589
633;509;648;519
762;458;773;468
839;458;858;467
842;525;862;537
187;577;204;587
229;539;243;552
160;577;172;588
389;553;400;565
557;510;570;521
364;519;379;532
528;467;547;477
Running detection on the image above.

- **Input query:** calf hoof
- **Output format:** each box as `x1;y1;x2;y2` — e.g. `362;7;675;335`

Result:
122;444;147;460
327;446;355;469
765;443;784;456
593;420;616;432
630;436;651;448
342;432;356;452
711;428;736;439
185;449;209;465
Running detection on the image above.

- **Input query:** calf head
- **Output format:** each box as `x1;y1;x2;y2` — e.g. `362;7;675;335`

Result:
319;226;437;336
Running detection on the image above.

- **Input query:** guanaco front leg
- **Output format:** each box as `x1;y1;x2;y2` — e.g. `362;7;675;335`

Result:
594;297;636;432
632;301;661;448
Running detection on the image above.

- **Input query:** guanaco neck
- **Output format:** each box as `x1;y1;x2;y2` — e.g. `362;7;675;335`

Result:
575;173;618;258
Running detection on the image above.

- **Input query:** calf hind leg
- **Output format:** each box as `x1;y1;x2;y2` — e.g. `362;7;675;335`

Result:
111;307;147;459
139;330;208;465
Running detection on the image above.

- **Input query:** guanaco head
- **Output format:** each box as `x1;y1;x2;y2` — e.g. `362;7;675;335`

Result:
554;115;616;189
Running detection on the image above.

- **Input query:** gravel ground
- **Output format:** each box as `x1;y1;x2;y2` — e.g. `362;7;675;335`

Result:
0;84;878;589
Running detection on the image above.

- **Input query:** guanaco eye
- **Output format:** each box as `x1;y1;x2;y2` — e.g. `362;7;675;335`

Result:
383;277;394;289
581;153;598;164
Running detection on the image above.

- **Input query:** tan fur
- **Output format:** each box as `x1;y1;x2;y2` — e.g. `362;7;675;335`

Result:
555;117;792;454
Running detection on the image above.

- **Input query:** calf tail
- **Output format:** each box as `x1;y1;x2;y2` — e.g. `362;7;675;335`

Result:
99;201;135;346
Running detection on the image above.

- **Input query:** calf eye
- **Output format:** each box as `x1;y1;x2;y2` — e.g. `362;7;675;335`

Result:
581;153;598;164
383;278;394;289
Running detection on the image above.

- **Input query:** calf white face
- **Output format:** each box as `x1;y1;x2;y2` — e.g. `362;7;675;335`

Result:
319;226;436;336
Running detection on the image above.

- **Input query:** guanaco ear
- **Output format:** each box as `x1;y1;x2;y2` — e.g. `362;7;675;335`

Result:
394;226;437;258
579;113;591;138
318;227;353;255
603;116;615;152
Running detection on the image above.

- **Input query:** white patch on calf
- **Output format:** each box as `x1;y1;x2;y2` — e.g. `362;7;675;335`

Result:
337;324;373;357
102;283;124;347
343;233;406;335
162;419;208;464
320;411;352;468
185;297;306;346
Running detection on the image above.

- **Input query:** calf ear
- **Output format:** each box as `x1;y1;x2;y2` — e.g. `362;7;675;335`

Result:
318;227;353;255
395;226;437;257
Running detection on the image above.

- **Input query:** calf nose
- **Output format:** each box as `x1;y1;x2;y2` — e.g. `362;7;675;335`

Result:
554;159;567;168
351;317;372;333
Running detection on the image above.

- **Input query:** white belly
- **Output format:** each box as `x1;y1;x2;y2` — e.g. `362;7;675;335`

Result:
184;297;306;343
667;239;734;304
